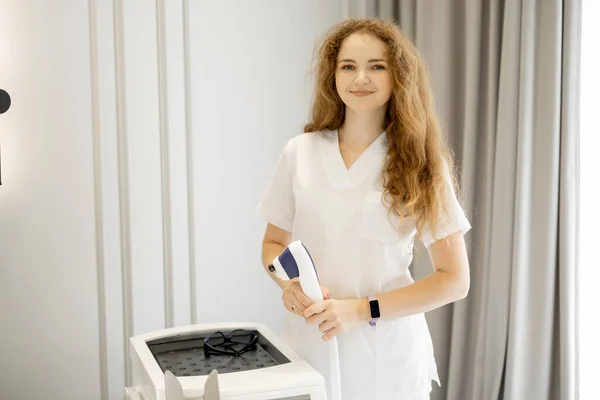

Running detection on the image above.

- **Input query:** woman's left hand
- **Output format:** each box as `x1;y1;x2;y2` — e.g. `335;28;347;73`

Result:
303;298;369;341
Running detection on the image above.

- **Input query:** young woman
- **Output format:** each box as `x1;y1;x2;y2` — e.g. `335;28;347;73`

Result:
256;18;471;400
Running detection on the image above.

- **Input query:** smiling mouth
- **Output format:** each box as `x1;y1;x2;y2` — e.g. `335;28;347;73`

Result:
351;90;374;96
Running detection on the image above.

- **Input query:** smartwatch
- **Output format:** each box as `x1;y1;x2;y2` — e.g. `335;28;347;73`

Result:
367;295;380;326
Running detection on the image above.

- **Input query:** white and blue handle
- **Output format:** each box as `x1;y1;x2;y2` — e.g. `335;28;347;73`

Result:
271;240;342;400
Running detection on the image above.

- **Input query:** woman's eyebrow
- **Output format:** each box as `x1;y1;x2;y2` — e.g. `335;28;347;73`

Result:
338;58;387;63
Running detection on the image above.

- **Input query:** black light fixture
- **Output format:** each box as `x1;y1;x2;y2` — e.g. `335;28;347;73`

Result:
0;88;11;185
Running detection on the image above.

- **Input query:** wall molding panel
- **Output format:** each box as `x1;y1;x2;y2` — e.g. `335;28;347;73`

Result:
89;0;194;394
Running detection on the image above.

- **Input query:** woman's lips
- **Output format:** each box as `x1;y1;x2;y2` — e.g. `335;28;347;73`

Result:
351;90;374;97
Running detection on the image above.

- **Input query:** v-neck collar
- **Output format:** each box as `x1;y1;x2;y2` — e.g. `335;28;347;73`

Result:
320;130;387;188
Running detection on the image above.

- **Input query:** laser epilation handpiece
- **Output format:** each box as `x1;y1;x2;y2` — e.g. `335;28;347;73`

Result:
269;240;342;400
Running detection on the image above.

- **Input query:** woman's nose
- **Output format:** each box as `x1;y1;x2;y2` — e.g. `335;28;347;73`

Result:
355;70;370;84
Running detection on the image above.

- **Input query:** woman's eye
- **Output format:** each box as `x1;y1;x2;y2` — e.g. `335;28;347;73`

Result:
340;64;385;71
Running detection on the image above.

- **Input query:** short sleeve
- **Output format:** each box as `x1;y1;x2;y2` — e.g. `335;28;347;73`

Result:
255;139;296;232
419;162;472;248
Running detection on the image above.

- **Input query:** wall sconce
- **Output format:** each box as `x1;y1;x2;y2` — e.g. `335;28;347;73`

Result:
0;88;11;185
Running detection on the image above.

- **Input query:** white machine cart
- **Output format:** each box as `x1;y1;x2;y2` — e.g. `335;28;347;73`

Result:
125;322;327;400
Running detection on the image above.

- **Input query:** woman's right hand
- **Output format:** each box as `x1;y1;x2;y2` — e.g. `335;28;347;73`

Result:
282;278;330;317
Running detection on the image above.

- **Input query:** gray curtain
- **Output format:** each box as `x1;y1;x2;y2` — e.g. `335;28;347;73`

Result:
347;1;581;399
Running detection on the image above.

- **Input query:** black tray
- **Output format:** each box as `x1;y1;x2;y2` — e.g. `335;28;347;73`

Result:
146;329;291;377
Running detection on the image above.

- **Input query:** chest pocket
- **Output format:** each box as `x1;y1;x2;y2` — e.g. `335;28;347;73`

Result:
359;190;416;247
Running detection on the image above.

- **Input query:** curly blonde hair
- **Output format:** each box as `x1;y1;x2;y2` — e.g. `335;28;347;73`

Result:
304;18;460;241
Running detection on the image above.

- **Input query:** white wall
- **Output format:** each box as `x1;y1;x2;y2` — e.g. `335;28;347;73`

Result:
0;1;102;399
0;1;344;399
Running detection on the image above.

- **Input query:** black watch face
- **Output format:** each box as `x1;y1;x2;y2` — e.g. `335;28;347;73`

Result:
369;300;380;318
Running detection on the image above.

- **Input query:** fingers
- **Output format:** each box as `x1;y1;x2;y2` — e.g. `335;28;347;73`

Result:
306;312;328;326
282;280;330;318
291;300;307;314
292;287;314;308
304;300;328;319
287;280;314;308
294;284;330;306
320;285;331;299
318;318;336;334
321;326;341;341
283;298;305;317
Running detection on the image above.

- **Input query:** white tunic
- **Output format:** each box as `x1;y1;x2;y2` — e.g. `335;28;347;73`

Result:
256;130;471;399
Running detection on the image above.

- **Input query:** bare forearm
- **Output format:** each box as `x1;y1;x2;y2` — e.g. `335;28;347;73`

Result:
261;241;288;290
306;234;472;339
374;271;469;320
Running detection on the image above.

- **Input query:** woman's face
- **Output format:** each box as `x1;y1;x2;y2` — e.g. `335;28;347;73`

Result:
335;33;393;113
